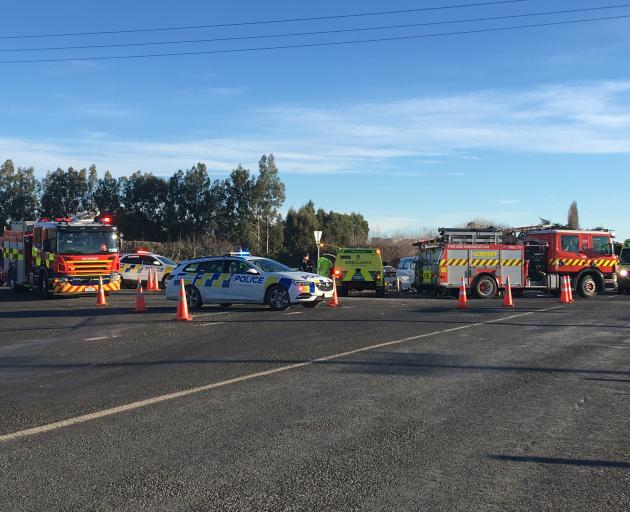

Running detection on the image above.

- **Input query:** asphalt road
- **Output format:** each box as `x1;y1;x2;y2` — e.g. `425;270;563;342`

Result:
0;287;629;511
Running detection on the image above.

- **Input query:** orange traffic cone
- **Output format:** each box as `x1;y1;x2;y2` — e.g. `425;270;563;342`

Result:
133;278;148;313
567;276;575;303
457;276;468;309
559;275;571;304
173;278;192;321
328;276;341;307
503;275;514;308
147;268;157;292
96;276;107;306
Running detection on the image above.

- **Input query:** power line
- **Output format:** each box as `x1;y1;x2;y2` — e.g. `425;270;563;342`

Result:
3;4;629;53
0;0;530;40
2;13;628;65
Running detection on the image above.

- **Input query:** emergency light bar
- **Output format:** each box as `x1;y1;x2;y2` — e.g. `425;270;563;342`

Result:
229;250;251;257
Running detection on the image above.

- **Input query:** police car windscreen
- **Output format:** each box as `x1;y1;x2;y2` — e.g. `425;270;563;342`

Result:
157;256;177;266
249;258;291;273
58;231;117;255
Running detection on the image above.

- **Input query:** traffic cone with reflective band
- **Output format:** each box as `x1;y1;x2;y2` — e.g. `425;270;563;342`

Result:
328;276;341;307
133;278;147;313
457;277;468;309
173;278;192;321
567;276;575;303
502;276;514;308
559;275;571;304
96;276;107;306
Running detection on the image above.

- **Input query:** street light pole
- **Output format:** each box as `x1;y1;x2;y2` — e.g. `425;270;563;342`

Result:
314;230;323;273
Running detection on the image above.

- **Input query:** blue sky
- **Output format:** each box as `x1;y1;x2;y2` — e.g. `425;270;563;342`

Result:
2;0;630;238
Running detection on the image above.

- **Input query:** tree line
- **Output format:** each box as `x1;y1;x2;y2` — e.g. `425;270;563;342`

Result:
0;156;369;261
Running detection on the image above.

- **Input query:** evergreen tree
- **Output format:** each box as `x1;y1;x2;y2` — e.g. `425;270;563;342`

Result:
567;201;580;229
255;154;286;255
40;167;89;217
93;170;121;213
0;160;40;227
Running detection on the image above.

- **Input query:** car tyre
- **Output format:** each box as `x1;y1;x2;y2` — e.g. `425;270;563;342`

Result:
578;274;597;299
161;274;169;290
186;285;204;310
219;303;232;308
375;286;386;298
472;275;498;299
266;285;291;311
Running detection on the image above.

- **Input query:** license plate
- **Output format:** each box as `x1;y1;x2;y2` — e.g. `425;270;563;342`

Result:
85;286;96;292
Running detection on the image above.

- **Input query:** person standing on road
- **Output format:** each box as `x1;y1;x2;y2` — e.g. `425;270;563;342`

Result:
318;255;333;277
300;253;314;273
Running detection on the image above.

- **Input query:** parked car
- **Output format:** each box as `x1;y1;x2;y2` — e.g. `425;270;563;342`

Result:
396;256;418;290
384;265;412;291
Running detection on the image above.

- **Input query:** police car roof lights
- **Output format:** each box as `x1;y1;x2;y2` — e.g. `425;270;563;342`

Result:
228;250;251;257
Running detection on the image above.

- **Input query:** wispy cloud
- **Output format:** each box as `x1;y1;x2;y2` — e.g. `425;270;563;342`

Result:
72;102;132;118
3;81;630;176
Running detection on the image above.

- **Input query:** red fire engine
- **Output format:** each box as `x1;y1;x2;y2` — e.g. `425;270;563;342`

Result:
1;213;122;296
414;226;618;299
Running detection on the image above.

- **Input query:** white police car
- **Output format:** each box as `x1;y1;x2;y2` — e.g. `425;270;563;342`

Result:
119;250;178;289
165;253;334;311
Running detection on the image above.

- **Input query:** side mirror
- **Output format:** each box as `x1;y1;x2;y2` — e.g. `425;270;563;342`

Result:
246;268;259;275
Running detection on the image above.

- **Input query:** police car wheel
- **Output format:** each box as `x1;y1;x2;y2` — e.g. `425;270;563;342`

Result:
266;285;291;311
186;285;203;310
219;303;232;308
160;274;169;290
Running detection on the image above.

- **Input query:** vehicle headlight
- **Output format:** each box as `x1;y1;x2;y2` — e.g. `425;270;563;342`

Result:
621;269;628;277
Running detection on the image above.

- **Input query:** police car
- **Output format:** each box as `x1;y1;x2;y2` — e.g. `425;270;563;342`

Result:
119;250;178;289
165;252;334;310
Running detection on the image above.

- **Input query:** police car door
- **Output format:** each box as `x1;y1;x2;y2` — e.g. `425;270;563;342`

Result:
121;255;143;283
141;255;164;284
224;259;263;302
197;259;230;303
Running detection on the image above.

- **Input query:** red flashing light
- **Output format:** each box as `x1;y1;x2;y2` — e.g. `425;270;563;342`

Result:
101;216;112;224
136;249;149;254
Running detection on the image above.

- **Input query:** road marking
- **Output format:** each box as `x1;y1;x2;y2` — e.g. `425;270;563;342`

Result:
193;322;221;327
286;311;303;315
83;336;110;341
0;306;560;443
195;312;229;318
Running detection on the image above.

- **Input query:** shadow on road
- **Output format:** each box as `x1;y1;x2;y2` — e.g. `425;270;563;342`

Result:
488;454;630;469
2;351;629;379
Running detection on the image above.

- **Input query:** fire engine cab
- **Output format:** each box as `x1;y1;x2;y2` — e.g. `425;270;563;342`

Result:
415;226;617;299
1;213;122;297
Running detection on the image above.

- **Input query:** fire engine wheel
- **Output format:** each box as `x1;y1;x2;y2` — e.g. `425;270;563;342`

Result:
578;274;597;299
473;275;498;299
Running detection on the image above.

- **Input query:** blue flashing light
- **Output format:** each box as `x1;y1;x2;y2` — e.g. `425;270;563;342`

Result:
230;250;251;257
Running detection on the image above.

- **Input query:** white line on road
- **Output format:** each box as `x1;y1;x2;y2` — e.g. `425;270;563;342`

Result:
193;322;221;327
286;311;303;315
83;336;113;341
0;306;560;443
